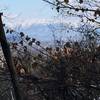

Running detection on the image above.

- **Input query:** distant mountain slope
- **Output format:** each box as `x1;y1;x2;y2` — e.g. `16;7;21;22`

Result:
22;24;53;42
6;23;81;46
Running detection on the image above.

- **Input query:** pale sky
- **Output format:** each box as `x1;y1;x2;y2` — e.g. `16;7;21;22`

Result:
0;0;57;26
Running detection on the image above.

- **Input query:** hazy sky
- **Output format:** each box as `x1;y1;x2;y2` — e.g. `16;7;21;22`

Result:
0;0;56;23
0;0;81;41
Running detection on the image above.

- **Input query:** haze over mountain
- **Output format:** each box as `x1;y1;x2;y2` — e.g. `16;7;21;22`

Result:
6;17;82;46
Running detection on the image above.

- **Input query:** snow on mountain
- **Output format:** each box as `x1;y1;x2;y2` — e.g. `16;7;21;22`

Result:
5;17;81;46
